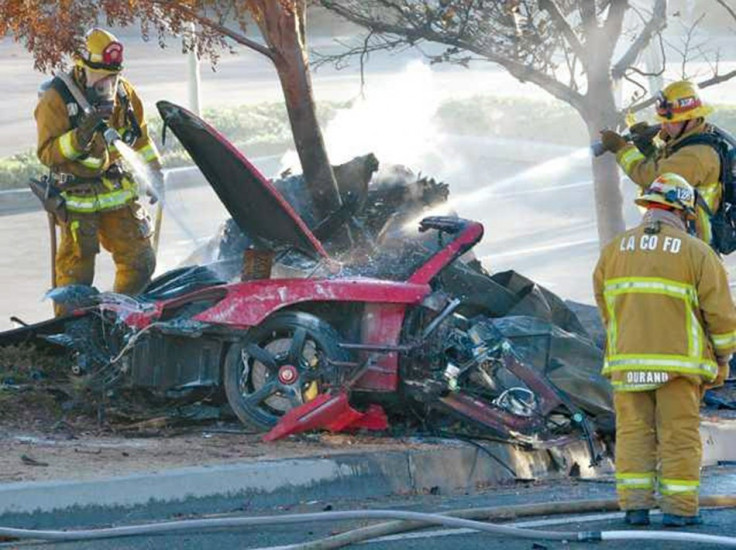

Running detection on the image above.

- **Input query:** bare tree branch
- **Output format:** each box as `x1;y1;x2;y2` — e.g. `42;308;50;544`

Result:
669;13;707;79
312;33;407;70
577;0;597;30
153;0;274;60
623;68;654;100
698;68;736;88
626;68;736;116
599;0;628;61
716;0;736;21
358;30;374;94
611;0;666;79
321;1;586;111
538;0;586;61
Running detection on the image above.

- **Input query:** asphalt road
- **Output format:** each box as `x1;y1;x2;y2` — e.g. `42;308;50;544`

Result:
2;467;735;549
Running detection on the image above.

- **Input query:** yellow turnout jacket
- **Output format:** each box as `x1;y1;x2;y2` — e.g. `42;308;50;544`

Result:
34;68;160;213
593;216;736;391
615;122;722;244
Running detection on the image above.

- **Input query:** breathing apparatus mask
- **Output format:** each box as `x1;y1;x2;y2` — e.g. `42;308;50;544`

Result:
85;73;118;121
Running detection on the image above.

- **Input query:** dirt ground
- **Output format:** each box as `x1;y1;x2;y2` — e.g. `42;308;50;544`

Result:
0;343;442;484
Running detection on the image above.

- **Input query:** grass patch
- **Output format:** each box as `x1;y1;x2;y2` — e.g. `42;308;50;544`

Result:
0;343;71;384
0;343;74;431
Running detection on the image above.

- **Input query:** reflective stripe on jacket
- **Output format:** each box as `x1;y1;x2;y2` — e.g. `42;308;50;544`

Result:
60;175;138;213
593;220;736;391
615;122;721;245
34;69;160;213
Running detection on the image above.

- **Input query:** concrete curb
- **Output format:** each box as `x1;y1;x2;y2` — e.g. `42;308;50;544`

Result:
2;415;735;517
0;438;608;517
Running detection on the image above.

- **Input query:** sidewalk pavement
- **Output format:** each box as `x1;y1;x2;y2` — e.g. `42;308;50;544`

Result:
1;414;735;517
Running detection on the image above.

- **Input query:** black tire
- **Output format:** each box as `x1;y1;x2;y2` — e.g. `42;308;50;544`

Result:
223;312;348;431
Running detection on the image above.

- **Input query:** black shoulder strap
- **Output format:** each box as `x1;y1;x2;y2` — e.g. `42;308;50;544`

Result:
670;132;723;154
49;76;82;128
671;130;731;196
118;80;143;142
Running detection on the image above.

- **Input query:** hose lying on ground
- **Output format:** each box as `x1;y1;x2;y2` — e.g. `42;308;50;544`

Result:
290;495;736;549
0;497;735;547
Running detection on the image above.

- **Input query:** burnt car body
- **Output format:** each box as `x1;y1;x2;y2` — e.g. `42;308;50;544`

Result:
0;102;612;457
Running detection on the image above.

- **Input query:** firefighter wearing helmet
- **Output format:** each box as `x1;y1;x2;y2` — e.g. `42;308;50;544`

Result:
34;28;163;314
593;173;736;527
598;80;721;246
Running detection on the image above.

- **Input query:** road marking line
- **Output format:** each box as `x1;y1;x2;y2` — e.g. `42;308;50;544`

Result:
480;237;599;261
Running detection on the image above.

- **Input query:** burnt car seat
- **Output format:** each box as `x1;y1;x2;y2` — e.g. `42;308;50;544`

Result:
140;266;226;302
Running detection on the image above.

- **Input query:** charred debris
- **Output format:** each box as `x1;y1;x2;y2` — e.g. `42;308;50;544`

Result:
0;102;614;459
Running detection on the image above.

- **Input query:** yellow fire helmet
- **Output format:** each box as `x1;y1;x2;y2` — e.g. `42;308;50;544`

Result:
75;28;124;75
655;80;713;123
635;173;697;217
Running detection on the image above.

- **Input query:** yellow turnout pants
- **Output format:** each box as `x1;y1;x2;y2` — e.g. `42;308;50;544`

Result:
54;202;155;314
614;376;702;516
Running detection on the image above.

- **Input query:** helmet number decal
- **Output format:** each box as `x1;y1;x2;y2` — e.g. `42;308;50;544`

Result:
664;187;693;204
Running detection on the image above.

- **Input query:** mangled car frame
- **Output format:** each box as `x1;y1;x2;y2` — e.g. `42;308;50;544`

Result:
0;102;613;459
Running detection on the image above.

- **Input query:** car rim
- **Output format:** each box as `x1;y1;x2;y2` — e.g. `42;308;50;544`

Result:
238;328;321;416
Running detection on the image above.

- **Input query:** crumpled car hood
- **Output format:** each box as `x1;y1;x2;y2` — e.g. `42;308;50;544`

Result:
156;100;327;259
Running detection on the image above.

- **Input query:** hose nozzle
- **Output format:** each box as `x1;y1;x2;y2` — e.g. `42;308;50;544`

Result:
591;123;662;158
102;127;123;147
591;141;607;157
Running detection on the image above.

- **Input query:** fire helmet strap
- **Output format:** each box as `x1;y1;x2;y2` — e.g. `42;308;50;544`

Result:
672;120;690;141
686;218;697;236
655;91;672;119
82;58;122;72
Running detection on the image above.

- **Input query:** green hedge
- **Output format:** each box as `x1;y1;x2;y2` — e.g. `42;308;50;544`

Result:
436;97;736;144
435;96;589;146
3;98;735;190
2;101;349;190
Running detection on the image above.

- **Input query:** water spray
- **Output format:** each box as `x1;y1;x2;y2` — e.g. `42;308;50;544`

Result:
111;138;198;246
403;147;592;231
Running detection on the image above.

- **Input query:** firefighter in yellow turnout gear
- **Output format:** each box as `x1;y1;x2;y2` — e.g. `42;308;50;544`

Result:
599;80;721;245
593;173;736;527
34;28;162;312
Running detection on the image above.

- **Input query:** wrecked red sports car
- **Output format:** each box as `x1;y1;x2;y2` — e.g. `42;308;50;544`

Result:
0;102;613;459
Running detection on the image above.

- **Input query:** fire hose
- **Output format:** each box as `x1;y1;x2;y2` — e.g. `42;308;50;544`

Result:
1;496;735;546
288;495;736;549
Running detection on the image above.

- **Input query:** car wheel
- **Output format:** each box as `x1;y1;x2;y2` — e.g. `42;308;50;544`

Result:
223;312;347;431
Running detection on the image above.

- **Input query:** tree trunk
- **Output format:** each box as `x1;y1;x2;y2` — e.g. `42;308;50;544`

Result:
273;50;343;219
253;1;343;221
583;79;627;246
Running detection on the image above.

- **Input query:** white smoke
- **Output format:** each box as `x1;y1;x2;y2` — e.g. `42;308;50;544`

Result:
279;60;448;174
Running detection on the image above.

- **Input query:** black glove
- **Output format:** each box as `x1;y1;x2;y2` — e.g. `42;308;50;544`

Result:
628;121;651;137
75;110;105;150
629;121;658;157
